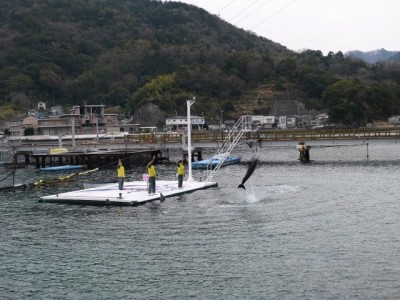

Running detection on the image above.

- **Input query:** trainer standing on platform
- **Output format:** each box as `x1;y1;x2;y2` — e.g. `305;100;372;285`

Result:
147;156;156;195
117;159;125;190
177;160;185;188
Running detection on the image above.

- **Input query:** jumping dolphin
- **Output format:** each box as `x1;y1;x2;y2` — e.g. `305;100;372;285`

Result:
238;155;259;190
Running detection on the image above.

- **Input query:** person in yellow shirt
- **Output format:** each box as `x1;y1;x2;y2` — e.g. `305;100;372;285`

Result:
147;156;156;195
177;160;185;188
117;159;125;190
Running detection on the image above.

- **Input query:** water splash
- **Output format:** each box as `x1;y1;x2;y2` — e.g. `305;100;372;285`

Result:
273;184;299;194
245;185;259;204
242;184;299;204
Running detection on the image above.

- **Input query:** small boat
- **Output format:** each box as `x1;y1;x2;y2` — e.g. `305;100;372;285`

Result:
192;153;241;170
40;165;83;171
49;148;68;154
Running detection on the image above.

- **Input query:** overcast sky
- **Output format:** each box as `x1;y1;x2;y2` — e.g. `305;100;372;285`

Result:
167;0;399;54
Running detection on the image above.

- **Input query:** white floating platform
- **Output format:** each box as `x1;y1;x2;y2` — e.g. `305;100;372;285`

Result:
39;180;218;206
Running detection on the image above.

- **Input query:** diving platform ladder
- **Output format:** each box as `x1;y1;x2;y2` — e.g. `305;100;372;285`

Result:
205;115;252;182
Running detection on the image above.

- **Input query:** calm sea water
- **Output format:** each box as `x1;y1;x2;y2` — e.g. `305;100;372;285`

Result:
1;139;400;299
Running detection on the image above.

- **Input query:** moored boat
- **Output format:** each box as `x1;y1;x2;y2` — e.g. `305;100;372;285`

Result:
40;165;83;171
49;148;68;154
192;153;241;170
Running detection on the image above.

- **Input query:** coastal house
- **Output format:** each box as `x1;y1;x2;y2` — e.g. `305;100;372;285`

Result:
251;115;264;127
37;101;46;111
278;115;299;129
278;116;287;129
69;104;118;134
298;115;312;128
206;121;221;131
286;115;300;129
8;115;39;136
107;123;140;134
388;116;400;124
21;115;39;134
7;104;119;137
49;106;64;118
28;109;37;117
166;116;205;131
37;117;79;136
261;116;278;128
8;116;24;136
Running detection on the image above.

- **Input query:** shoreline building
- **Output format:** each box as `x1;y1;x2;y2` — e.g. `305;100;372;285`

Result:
166;116;205;131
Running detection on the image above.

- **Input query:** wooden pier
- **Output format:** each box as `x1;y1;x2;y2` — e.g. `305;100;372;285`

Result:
4;127;400;167
24;149;165;169
124;127;400;143
257;127;400;141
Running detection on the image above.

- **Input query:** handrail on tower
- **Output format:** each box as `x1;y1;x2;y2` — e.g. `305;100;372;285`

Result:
205;115;252;182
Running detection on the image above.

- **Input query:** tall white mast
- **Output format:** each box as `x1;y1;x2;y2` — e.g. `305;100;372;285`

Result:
186;97;195;182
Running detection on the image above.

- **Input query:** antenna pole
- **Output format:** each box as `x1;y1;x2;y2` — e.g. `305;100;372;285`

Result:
187;97;195;182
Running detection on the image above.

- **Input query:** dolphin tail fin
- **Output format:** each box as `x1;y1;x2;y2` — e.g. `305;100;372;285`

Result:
238;184;246;190
159;193;165;202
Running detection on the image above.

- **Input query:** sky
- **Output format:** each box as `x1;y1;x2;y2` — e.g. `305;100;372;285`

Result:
167;0;399;55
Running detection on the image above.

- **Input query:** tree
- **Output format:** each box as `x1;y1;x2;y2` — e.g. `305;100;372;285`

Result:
128;73;177;114
5;75;34;93
39;69;62;94
276;57;297;79
322;79;367;126
24;127;34;136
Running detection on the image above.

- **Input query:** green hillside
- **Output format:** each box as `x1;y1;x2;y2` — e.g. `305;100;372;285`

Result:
1;0;400;126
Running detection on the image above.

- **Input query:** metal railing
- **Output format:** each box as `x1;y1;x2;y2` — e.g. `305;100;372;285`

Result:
205;116;253;182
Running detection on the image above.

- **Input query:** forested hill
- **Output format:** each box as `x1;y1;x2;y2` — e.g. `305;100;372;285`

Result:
1;0;400;126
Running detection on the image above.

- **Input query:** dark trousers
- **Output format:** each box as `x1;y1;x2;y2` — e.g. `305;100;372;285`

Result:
118;177;124;190
148;177;156;194
178;175;183;188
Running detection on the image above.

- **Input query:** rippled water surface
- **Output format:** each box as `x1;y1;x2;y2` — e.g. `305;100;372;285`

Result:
1;140;400;299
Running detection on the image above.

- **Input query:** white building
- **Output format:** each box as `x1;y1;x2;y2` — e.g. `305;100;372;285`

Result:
262;116;278;128
166;116;205;130
286;116;299;129
278;116;287;129
8;116;25;136
49;106;64;118
251;115;263;124
388;116;400;125
37;101;46;111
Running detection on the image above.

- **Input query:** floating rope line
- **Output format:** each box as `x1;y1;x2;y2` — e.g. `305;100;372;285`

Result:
0;172;13;183
33;168;99;187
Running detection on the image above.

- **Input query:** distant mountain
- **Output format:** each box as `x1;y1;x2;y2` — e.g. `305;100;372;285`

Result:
346;48;400;64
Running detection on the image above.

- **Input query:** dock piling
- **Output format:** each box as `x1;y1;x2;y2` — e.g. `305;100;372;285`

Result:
297;141;311;162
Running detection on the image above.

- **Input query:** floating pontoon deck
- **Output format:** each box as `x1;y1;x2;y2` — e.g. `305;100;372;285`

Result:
39;99;224;206
39;180;217;205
